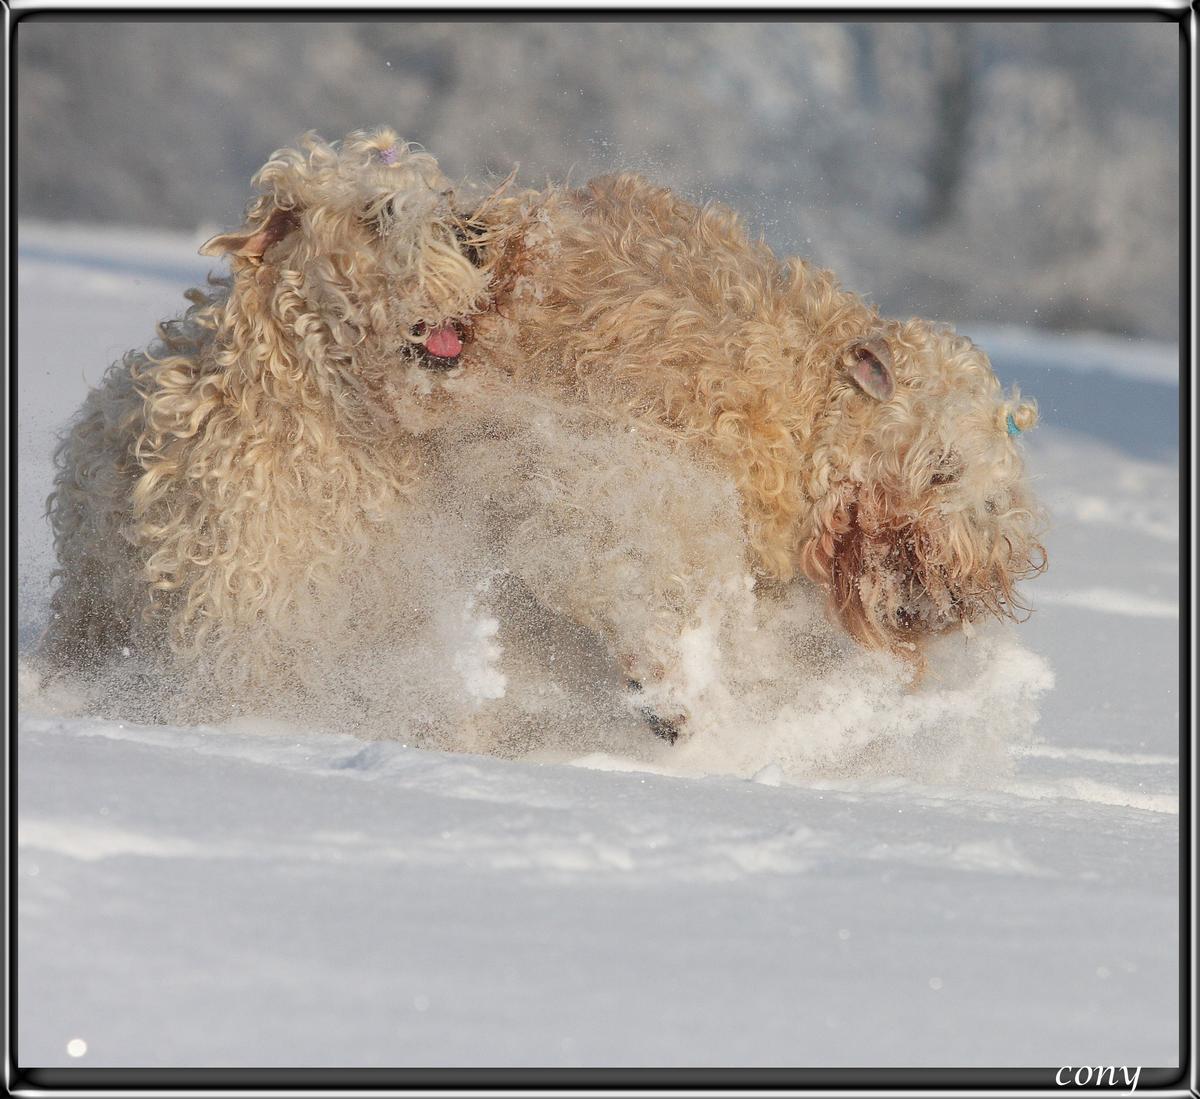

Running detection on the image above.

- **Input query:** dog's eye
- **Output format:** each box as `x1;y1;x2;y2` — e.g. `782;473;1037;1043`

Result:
362;195;400;227
377;196;402;222
453;222;486;268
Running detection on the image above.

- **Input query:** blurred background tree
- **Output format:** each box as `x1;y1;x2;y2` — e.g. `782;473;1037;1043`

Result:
15;19;1179;341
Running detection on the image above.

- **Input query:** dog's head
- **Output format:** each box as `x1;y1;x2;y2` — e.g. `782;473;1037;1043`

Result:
798;318;1046;657
201;128;496;380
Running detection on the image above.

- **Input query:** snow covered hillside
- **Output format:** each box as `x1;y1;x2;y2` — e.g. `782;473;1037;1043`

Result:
15;223;1180;1068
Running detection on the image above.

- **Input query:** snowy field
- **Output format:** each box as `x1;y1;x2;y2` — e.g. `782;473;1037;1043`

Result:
15;222;1180;1069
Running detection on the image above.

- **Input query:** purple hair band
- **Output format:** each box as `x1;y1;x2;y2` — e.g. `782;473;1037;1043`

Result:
378;145;398;166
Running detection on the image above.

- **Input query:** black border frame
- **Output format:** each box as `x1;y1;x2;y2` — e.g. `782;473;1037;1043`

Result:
3;4;1194;1094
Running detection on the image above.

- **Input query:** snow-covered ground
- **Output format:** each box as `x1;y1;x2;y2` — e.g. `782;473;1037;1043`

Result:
14;222;1180;1068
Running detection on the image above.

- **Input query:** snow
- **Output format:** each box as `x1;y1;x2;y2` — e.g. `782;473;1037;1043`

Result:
450;598;509;705
1036;587;1179;620
14;222;1179;1068
971;324;1180;387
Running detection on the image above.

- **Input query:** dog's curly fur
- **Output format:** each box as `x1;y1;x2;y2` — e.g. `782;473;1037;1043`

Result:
475;174;1045;658
46;128;512;688
46;127;1045;730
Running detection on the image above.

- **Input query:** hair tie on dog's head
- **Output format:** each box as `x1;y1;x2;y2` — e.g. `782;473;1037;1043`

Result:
1003;396;1037;437
377;145;398;166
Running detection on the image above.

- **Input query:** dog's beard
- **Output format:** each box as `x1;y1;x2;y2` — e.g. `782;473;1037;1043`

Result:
829;496;1044;654
397;223;492;370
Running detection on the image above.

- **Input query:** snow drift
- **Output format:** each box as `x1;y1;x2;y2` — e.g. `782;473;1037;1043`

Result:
15;223;1178;1069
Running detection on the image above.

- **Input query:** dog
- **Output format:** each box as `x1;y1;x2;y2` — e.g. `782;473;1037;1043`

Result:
44;128;513;700
449;173;1047;734
45;127;1044;739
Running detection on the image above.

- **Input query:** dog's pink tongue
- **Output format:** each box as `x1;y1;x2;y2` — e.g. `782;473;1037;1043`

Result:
424;324;462;359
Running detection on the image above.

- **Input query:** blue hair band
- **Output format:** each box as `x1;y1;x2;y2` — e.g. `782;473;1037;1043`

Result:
1006;413;1021;436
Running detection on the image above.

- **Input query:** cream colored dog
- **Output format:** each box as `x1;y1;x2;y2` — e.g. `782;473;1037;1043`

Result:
46;128;510;698
46;128;1044;737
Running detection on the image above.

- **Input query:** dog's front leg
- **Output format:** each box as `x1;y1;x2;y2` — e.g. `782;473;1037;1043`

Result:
479;418;751;741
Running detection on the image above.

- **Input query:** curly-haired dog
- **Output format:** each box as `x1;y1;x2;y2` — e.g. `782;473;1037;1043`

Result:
46;128;1044;738
462;176;1046;732
45;128;512;699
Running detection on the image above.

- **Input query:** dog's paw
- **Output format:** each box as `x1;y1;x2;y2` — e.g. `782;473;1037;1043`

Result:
626;678;687;745
641;706;685;745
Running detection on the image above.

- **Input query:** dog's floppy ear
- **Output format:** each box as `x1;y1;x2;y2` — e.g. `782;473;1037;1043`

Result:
841;338;896;402
200;206;301;261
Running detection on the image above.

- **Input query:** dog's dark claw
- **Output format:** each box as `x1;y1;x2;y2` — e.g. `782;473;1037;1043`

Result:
641;708;680;744
627;679;680;744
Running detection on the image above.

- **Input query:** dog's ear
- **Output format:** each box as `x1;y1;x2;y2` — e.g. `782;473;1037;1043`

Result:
841;338;896;402
200;206;301;261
